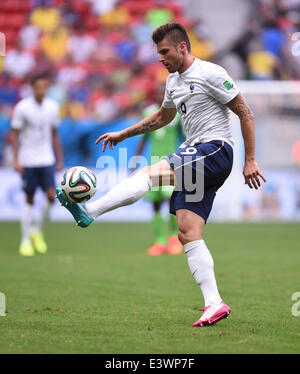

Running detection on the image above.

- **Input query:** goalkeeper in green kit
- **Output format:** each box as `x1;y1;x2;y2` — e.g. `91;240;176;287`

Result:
136;85;183;256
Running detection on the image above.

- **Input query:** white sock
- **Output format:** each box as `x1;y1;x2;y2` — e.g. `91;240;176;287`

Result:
86;171;152;219
184;239;222;307
31;200;52;233
21;202;33;243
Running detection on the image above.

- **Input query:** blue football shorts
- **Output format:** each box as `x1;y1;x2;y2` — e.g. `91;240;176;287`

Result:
22;164;56;194
166;140;233;222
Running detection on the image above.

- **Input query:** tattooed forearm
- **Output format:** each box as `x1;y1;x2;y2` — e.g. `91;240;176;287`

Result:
226;93;256;161
121;107;176;140
226;93;254;122
124;119;161;138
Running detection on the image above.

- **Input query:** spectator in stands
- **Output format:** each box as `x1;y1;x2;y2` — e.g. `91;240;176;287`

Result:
0;77;19;105
227;18;259;65
30;0;61;33
2;0;300;172
33;48;54;76
93;93;120;124
56;54;88;88
145;7;173;29
115;28;139;64
99;5;131;27
59;0;80;27
3;41;35;81
40;24;69;62
282;29;300;79
19;23;41;51
247;38;282;80
67;23;97;63
261;19;285;59
189;29;215;61
86;0;119;16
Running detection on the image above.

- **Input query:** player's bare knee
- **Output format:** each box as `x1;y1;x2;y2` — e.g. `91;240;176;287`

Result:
141;162;174;187
26;194;34;205
140;165;158;186
46;189;55;203
48;195;55;204
177;228;200;246
140;165;152;176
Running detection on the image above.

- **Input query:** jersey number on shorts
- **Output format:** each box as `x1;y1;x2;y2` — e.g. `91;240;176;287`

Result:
181;147;197;155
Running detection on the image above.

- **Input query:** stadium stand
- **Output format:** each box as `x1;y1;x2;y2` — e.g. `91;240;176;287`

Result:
0;0;300;166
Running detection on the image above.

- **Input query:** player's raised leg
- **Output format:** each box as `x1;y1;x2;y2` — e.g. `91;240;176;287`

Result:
86;159;175;218
176;209;230;326
56;159;175;227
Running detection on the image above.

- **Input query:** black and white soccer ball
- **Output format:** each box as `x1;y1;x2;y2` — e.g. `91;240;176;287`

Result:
61;166;97;203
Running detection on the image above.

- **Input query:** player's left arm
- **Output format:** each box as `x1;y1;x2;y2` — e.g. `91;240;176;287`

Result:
52;128;64;172
226;93;266;189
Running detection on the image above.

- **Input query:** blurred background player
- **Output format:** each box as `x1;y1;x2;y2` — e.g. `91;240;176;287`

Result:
11;74;63;256
135;84;183;256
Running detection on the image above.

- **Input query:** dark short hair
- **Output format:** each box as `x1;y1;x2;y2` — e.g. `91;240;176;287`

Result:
30;73;49;86
152;23;191;52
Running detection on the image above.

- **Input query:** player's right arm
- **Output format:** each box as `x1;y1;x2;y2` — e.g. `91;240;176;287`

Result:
11;102;24;174
10;129;23;174
95;106;177;152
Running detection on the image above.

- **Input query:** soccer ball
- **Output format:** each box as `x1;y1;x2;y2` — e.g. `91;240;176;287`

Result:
61;166;97;203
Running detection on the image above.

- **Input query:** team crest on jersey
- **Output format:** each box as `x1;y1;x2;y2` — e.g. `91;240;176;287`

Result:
190;82;195;93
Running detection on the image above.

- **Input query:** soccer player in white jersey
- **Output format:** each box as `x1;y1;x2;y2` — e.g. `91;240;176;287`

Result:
56;23;266;327
11;74;63;256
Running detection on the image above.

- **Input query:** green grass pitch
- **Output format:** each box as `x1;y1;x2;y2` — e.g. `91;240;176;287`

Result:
0;221;299;354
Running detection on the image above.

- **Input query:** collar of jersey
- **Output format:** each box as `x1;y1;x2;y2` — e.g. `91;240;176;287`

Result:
178;57;197;77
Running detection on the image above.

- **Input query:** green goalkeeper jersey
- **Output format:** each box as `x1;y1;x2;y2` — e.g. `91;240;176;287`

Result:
142;104;182;160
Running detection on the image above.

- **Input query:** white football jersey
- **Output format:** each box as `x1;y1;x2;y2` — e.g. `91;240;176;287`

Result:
162;58;239;148
11;96;60;167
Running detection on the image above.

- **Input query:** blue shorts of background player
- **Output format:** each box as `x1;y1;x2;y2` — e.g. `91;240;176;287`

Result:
22;164;56;194
166;140;233;222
